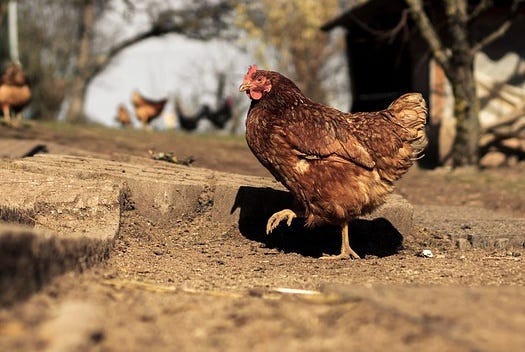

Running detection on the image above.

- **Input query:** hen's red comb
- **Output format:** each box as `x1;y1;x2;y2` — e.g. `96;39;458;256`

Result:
247;65;258;76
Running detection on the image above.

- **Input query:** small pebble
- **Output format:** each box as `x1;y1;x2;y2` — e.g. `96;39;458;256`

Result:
419;249;434;258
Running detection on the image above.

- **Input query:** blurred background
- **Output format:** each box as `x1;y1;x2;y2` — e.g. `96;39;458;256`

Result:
0;0;524;168
0;0;350;132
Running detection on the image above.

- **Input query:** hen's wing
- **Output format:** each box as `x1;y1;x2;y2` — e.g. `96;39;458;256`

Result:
283;105;376;170
346;110;408;161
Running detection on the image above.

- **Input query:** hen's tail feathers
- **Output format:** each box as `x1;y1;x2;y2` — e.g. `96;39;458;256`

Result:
388;93;428;161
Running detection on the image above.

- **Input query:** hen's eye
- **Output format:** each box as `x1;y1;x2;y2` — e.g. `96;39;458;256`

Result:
256;77;263;82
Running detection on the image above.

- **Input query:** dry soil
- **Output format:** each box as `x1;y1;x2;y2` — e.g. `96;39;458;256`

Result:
0;122;524;352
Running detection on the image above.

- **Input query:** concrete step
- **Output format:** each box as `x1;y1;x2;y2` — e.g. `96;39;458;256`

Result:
1;153;416;304
0;167;121;305
415;205;525;249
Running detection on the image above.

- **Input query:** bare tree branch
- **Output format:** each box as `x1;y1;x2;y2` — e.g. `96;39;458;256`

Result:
66;0;95;122
468;0;492;21
86;1;235;86
404;0;523;165
444;0;470;58
405;0;451;73
472;0;522;53
445;0;468;23
472;20;512;53
348;8;409;42
121;0;134;10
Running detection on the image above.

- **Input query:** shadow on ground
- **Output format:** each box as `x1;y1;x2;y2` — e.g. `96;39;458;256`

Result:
231;186;403;258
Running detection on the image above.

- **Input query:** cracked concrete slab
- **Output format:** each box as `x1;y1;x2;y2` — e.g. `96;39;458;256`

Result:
9;154;416;234
2;152;523;305
0;167;122;305
0;153;417;304
10;154;285;225
415;205;525;249
0;167;122;239
0;139;48;158
0;224;113;305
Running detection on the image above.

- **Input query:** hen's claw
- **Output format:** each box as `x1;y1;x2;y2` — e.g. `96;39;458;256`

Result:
266;209;297;234
320;249;360;260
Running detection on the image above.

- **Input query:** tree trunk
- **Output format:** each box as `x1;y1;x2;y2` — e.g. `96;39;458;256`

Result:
445;0;480;166
449;61;480;166
406;0;519;167
66;0;94;124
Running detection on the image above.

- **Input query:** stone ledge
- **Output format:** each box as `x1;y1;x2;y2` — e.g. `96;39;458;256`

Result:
10;154;415;235
0;153;416;304
414;205;525;249
0;224;112;305
0;167;122;306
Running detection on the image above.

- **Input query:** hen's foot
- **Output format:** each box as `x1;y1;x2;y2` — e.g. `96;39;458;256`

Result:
266;209;297;234
320;223;360;260
320;248;360;260
2;119;15;128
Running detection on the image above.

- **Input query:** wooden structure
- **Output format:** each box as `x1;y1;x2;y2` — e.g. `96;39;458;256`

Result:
322;0;525;166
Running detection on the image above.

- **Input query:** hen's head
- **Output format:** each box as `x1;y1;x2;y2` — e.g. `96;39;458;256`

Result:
239;65;272;100
2;63;27;86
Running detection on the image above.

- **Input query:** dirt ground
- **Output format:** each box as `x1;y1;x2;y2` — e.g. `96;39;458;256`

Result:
1;122;524;351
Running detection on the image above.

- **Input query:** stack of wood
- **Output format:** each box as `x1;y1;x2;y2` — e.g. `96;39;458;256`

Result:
477;72;525;167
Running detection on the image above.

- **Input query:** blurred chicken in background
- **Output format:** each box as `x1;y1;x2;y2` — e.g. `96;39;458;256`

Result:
206;97;233;129
174;96;208;131
131;90;167;130
174;96;234;132
115;104;132;127
0;62;31;125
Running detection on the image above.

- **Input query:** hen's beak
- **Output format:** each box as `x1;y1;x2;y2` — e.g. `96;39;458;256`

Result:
239;82;250;92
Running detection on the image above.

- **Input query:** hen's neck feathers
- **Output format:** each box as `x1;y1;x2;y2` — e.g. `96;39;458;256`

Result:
251;71;311;112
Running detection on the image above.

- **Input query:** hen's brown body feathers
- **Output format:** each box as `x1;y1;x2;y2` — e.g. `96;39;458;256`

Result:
115;104;132;127
131;91;167;129
0;63;31;124
241;66;427;259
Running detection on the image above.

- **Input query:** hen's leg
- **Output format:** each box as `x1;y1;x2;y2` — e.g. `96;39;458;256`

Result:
2;106;11;123
266;209;297;234
320;223;360;260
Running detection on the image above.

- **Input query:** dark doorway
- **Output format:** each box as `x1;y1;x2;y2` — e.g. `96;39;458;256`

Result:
349;35;412;112
345;0;412;112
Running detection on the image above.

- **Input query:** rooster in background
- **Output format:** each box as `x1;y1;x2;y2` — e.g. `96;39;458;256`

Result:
0;63;31;125
131;90;167;130
115;104;132;127
240;65;427;260
206;97;233;129
174;97;234;131
174;97;209;131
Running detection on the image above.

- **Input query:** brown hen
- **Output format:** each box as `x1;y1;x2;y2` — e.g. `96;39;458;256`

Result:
239;65;427;259
115;104;132;127
0;63;31;125
131;90;167;129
